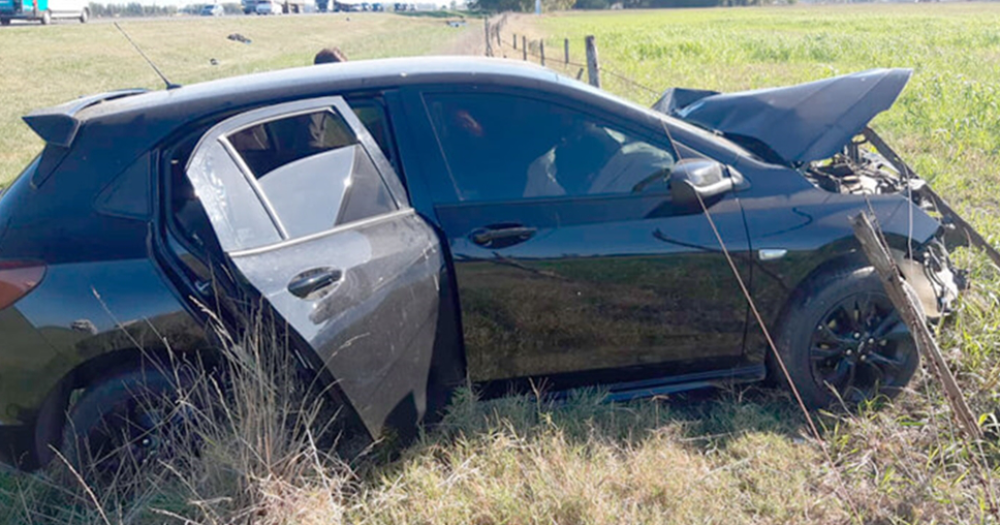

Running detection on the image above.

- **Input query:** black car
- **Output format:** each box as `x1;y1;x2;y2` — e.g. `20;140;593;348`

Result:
0;58;962;471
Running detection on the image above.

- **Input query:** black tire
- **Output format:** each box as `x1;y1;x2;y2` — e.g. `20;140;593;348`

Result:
772;267;919;409
79;8;88;23
0;18;10;26
60;366;200;482
40;10;51;25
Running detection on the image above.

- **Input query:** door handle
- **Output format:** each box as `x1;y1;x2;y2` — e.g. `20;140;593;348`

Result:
288;268;342;299
470;225;537;248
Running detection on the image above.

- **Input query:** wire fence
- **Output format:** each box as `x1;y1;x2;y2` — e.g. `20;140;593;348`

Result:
485;15;663;103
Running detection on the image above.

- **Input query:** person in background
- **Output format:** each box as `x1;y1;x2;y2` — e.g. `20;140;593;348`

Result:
309;47;351;148
314;47;349;64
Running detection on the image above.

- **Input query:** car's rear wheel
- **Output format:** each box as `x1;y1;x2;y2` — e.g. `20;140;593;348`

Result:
79;8;89;23
60;366;200;482
40;10;51;25
773;267;919;408
1;18;10;26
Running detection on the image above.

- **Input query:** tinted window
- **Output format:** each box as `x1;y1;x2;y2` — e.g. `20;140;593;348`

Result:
424;92;676;204
229;110;357;178
96;153;151;220
349;99;396;167
225;109;396;241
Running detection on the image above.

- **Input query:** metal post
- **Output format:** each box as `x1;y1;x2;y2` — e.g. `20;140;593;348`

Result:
513;33;517;50
522;35;527;61
585;35;601;88
540;40;545;66
564;38;569;65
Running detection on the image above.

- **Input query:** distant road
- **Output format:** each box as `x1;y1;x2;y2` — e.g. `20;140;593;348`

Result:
1;11;370;26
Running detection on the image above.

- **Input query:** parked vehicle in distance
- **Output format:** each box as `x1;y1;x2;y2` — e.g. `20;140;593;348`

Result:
200;3;224;16
333;0;363;11
244;0;303;14
0;0;89;25
255;0;282;14
0;58;965;476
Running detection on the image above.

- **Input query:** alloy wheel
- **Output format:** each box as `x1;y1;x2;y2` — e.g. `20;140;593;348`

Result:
809;292;914;403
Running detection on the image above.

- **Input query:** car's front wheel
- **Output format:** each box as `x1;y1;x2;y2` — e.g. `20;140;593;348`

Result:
60;366;201;482
773;267;919;408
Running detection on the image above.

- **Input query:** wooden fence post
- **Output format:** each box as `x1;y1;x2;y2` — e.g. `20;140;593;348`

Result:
540;40;545;66
522;35;527;61
513;33;517;50
484;18;492;57
585;35;601;88
564;38;569;65
850;212;983;441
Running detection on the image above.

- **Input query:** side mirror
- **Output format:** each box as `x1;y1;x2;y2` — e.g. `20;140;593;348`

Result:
670;159;742;211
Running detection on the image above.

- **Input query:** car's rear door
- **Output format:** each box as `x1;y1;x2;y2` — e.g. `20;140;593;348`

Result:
183;96;462;438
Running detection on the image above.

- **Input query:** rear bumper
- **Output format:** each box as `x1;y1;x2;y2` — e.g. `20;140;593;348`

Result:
0;11;38;19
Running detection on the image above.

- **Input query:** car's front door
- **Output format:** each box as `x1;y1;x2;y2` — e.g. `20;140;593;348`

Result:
410;88;752;388
183;96;462;438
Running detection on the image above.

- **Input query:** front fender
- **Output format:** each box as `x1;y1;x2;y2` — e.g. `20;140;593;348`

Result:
740;186;945;363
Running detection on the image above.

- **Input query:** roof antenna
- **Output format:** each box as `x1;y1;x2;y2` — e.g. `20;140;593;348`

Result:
113;22;181;90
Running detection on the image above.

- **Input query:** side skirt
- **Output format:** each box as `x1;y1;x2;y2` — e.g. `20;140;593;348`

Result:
582;365;766;403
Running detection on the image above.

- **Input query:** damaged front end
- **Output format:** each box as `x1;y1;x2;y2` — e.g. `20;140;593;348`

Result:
653;70;991;320
805;126;974;319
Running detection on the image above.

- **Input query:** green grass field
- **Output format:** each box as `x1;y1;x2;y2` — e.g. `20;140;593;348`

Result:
529;5;1000;237
3;5;1000;525
0;13;476;183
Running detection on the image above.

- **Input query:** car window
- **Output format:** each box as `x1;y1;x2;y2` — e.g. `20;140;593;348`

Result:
229;110;356;177
423;92;676;204
187;139;282;251
95;153;151;220
220;108;396;244
348;99;396;168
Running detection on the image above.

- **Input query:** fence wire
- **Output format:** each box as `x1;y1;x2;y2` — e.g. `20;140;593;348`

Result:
493;33;662;101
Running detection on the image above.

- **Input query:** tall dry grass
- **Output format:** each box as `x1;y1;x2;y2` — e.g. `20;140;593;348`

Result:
5;319;997;525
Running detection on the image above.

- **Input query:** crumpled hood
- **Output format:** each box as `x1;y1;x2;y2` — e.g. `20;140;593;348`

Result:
652;69;912;165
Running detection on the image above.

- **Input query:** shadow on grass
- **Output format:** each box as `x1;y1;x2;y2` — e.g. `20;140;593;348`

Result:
363;382;817;476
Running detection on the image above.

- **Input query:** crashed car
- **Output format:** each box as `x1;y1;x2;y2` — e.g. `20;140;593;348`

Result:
0;58;965;471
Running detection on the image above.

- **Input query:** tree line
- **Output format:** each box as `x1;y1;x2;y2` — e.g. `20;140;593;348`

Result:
472;0;791;11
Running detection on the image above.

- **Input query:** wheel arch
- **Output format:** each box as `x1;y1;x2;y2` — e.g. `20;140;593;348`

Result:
761;229;934;379
32;344;222;469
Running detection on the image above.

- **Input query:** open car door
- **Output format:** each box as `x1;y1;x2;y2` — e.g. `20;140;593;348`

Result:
184;96;462;438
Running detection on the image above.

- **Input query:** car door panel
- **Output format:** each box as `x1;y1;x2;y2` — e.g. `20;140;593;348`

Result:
228;209;445;434
437;193;750;383
413;88;752;385
184;96;458;438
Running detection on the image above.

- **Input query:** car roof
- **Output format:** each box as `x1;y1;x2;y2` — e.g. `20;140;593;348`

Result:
79;57;564;124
